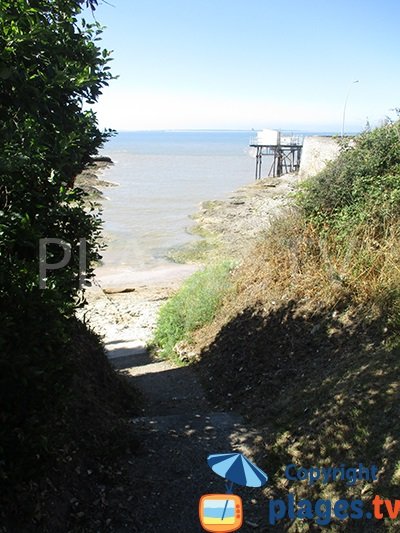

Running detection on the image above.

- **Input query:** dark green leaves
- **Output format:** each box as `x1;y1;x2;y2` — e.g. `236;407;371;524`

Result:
0;0;113;485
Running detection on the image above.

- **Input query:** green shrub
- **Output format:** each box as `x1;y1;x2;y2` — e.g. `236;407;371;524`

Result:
153;261;234;360
0;0;112;483
295;120;400;321
299;121;400;233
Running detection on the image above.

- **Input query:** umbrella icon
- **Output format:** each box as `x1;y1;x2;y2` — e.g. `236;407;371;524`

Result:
207;453;268;521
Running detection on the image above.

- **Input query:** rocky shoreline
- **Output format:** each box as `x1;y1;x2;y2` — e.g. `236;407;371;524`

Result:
74;156;117;199
170;172;300;263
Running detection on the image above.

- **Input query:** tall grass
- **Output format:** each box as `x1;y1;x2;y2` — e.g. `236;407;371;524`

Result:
152;261;234;360
186;121;400;531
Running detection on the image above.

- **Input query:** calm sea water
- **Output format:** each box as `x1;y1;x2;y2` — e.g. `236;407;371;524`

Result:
98;130;257;270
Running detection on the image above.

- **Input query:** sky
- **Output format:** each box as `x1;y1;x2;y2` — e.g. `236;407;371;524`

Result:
88;0;400;132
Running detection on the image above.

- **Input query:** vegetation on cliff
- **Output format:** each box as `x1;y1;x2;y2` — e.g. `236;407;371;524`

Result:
156;120;400;530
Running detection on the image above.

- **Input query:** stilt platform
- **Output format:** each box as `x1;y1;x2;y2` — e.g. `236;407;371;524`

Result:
250;130;303;179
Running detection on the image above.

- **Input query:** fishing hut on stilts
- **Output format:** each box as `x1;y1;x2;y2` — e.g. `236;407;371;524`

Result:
250;129;303;179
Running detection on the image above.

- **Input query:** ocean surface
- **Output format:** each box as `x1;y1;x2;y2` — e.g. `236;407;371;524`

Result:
97;130;257;271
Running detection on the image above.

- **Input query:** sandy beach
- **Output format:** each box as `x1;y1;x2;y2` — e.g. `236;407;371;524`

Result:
78;263;199;358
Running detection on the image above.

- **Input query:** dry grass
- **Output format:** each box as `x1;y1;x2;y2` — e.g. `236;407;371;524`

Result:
192;207;400;352
190;206;400;530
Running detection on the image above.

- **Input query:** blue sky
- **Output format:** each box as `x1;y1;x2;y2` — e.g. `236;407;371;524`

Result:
89;0;400;132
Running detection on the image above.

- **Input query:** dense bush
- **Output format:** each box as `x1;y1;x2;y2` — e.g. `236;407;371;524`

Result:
0;0;112;483
192;121;400;532
299;121;400;235
296;121;400;320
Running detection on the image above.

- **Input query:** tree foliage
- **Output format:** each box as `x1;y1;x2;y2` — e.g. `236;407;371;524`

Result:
0;0;113;483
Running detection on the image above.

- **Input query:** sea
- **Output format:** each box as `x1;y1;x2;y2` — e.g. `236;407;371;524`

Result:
97;130;258;271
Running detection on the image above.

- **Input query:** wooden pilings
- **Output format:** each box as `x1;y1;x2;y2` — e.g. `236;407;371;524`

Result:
251;142;302;179
255;146;263;180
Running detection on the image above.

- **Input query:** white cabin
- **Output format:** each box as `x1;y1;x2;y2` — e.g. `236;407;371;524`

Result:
255;129;280;146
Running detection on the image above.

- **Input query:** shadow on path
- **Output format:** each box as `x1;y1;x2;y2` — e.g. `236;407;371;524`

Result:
108;344;272;532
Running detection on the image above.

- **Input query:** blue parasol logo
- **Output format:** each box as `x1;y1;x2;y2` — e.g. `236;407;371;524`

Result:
199;452;268;532
207;452;268;491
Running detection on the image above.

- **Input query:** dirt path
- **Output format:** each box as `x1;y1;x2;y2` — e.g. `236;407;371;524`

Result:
113;354;266;531
80;280;270;532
